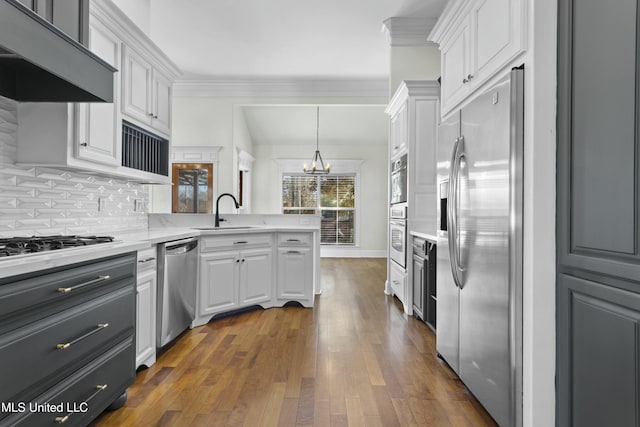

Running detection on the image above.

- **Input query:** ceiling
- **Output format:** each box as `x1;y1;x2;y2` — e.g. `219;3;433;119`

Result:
241;105;389;146
120;1;446;149
147;0;446;79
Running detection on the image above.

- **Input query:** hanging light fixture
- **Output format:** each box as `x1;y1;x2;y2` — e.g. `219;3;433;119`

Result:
303;106;330;174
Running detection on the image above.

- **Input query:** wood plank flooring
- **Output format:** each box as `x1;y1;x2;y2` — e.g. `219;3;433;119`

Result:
93;258;497;427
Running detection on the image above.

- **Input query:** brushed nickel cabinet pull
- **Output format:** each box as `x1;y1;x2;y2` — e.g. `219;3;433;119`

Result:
56;323;110;350
57;275;110;294
286;239;300;242
55;415;69;424
286;251;301;254
234;241;248;244
96;384;108;390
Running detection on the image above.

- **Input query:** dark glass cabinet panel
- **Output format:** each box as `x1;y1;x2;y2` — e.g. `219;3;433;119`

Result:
171;163;213;214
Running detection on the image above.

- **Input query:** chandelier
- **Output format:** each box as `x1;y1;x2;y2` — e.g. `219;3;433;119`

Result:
303;106;330;174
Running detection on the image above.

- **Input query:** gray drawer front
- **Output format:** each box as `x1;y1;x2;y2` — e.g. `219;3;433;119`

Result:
0;253;135;327
0;286;135;404
3;339;135;427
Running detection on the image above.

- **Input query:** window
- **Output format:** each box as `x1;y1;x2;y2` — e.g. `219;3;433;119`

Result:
172;163;213;213
282;174;356;245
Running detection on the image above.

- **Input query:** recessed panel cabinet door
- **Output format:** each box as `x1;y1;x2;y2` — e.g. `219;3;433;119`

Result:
76;18;121;166
239;248;272;306
441;21;470;114
557;0;640;424
199;252;239;316
277;247;312;301
152;70;172;136
122;46;152;125
136;269;156;368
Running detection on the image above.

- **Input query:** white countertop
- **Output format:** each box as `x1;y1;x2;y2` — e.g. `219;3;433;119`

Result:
0;240;150;279
0;225;320;280
409;230;438;242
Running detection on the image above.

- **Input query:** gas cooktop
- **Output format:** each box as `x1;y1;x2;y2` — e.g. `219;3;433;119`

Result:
0;235;115;257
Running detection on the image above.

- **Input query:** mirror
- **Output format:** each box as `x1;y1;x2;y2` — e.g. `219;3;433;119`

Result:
172;163;214;213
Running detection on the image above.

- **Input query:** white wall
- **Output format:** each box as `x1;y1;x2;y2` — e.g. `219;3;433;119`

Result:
252;143;388;254
0;97;148;237
154;95;387;216
111;0;151;35
390;46;441;96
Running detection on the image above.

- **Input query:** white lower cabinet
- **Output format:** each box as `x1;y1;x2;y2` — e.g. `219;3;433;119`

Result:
239;248;273;306
199;251;240;316
193;230;315;327
194;233;274;327
389;261;409;314
136;247;157;369
277;247;313;306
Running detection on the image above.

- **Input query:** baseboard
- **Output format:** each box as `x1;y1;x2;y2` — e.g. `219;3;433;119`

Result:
320;248;387;258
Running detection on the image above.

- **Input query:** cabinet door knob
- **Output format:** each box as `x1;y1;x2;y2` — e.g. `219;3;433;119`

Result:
80;142;88;147
147;113;154;117
153;115;158;119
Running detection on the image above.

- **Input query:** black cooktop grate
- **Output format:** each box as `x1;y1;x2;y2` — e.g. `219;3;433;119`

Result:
0;235;115;257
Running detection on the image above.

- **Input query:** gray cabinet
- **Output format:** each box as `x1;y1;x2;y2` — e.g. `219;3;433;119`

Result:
557;0;640;424
412;252;425;320
15;0;89;44
0;253;136;426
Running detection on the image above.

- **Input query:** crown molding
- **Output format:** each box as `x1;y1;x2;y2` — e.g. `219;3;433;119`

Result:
386;80;440;116
91;0;182;79
173;78;388;98
381;17;438;47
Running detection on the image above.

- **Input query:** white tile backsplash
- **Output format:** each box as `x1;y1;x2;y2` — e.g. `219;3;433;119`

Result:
0;97;149;237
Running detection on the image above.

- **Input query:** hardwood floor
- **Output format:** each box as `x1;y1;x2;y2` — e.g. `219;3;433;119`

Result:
93;258;496;426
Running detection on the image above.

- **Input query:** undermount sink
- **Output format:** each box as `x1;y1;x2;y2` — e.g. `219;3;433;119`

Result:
192;226;260;230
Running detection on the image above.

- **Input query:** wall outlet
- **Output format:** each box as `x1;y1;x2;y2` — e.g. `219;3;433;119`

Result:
98;197;107;212
134;199;144;212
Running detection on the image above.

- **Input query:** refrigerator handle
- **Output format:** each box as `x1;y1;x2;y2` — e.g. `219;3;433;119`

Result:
447;136;465;289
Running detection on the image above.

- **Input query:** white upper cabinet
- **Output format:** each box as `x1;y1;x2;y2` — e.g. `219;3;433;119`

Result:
122;46;173;138
76;16;122;166
151;69;172;136
15;0;180;184
430;0;526;116
440;19;471;114
389;100;408;159
122;46;152;125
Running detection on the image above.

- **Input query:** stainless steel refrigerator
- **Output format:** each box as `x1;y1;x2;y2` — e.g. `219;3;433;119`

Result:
436;68;523;427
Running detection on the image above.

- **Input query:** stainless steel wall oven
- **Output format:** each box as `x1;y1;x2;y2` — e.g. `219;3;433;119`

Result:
389;204;407;268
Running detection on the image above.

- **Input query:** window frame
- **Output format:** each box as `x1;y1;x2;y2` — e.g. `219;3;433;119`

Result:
277;159;364;247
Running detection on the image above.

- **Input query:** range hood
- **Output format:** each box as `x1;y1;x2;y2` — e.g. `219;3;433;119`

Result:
0;0;116;102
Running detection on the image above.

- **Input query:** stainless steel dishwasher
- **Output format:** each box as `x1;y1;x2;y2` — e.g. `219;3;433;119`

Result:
156;237;198;349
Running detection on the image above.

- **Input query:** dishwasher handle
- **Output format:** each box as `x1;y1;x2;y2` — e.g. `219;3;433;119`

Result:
164;238;198;255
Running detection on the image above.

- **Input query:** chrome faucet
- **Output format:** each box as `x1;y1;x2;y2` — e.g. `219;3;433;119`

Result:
214;193;240;227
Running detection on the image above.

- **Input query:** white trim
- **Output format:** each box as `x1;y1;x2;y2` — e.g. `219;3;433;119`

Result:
171;146;222;163
382;17;439;47
321;248;386;258
90;0;181;79
173;78;388;98
236;148;255;170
